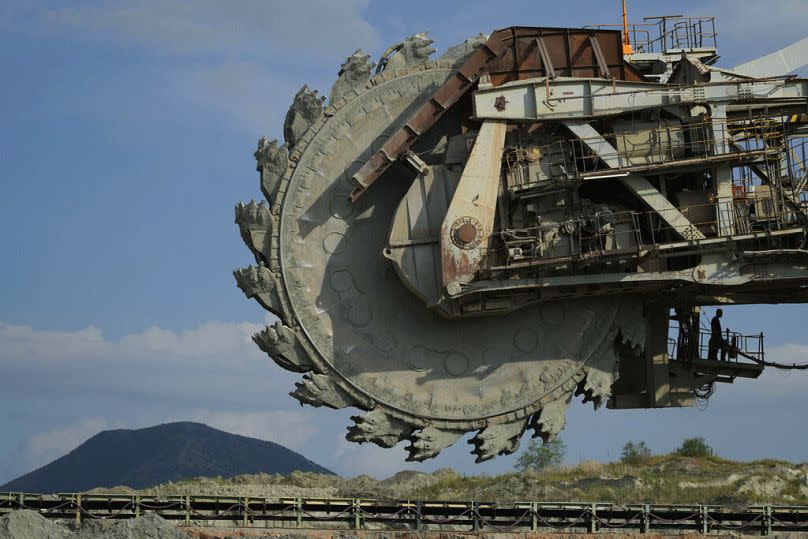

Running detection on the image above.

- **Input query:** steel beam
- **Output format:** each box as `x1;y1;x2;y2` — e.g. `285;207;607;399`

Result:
473;77;808;121
440;120;507;292
349;32;509;202
564;122;706;240
710;105;735;236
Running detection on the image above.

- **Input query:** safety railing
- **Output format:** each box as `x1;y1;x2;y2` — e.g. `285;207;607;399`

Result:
648;16;717;53
668;327;765;364
2;492;807;533
785;138;808;193
501;196;803;268
523;118;786;180
587;16;717;55
501;210;641;264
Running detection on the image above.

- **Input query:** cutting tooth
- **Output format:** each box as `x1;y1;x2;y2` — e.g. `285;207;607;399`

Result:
405;425;464;461
283;85;325;150
383;32;436;72
615;298;647;352
330;49;374;106
347;409;413;448
469;420;526;463
528;396;571;442
291;373;354;409
577;369;615;409
439;32;489;67
233;263;262;298
253;321;313;373
254;137;289;210
235;200;272;260
233;261;283;316
234;199;270;228
573;299;645;410
578;335;622;409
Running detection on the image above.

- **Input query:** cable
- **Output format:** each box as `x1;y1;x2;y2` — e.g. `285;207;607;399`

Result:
694;380;716;409
699;307;808;370
736;349;808;370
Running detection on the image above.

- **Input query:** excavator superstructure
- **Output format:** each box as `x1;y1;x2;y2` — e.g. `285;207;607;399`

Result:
235;15;808;461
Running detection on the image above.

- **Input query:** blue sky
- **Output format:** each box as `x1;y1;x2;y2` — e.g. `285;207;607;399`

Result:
2;0;808;483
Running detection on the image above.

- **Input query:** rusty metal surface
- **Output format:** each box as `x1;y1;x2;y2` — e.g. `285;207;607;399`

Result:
440;120;507;291
349;36;510;202
484;26;645;85
349;27;643;203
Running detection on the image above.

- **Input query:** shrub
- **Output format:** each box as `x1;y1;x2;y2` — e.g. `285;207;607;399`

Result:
516;438;567;472
621;441;652;464
576;459;605;474
675;437;714;457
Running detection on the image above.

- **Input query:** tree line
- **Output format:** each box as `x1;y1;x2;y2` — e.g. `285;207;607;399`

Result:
516;436;714;472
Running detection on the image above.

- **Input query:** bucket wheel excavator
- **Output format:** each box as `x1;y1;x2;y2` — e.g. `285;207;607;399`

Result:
235;18;808;461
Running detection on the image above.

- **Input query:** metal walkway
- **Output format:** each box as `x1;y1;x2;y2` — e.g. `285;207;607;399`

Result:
2;492;808;534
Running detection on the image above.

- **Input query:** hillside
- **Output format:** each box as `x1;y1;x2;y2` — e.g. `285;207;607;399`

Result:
124;455;808;507
0;422;332;493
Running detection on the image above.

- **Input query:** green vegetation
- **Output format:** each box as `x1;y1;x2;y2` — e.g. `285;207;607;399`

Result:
515;438;567;472
620;441;652;464
135;436;807;507
412;437;799;505
411;453;807;506
675;436;714;457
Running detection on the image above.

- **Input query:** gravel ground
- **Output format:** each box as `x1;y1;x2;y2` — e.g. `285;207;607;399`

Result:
74;513;187;538
0;510;186;539
0;510;66;539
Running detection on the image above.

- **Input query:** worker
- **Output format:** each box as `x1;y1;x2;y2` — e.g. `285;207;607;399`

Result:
708;308;727;361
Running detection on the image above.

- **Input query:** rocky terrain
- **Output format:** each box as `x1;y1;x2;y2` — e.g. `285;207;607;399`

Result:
0;509;187;539
88;454;808;507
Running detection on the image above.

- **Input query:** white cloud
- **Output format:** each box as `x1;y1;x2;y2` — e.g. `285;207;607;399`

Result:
26;418;109;464
4;418;112;484
0;316;313;419
0;317;326;482
0;319;264;365
2;317;808;483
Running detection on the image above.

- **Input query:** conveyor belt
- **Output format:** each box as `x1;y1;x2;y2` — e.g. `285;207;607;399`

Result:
2;492;807;534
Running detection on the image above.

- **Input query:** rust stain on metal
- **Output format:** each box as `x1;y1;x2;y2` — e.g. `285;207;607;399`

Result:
349;33;510;202
441;240;483;293
456;222;478;244
349;27;643;203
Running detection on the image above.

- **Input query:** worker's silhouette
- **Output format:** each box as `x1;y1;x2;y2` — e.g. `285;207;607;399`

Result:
708;308;727;361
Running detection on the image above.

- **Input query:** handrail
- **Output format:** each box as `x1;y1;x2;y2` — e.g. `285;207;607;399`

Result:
1;492;807;533
668;328;765;364
588;16;717;55
501;194;806;268
506;116;789;183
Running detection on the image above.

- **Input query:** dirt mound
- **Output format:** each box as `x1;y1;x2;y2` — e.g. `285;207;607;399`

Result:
74;456;808;507
0;509;66;539
380;470;440;493
75;513;186;538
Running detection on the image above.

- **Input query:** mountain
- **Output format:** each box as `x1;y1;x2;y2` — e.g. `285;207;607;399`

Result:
1;422;333;493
